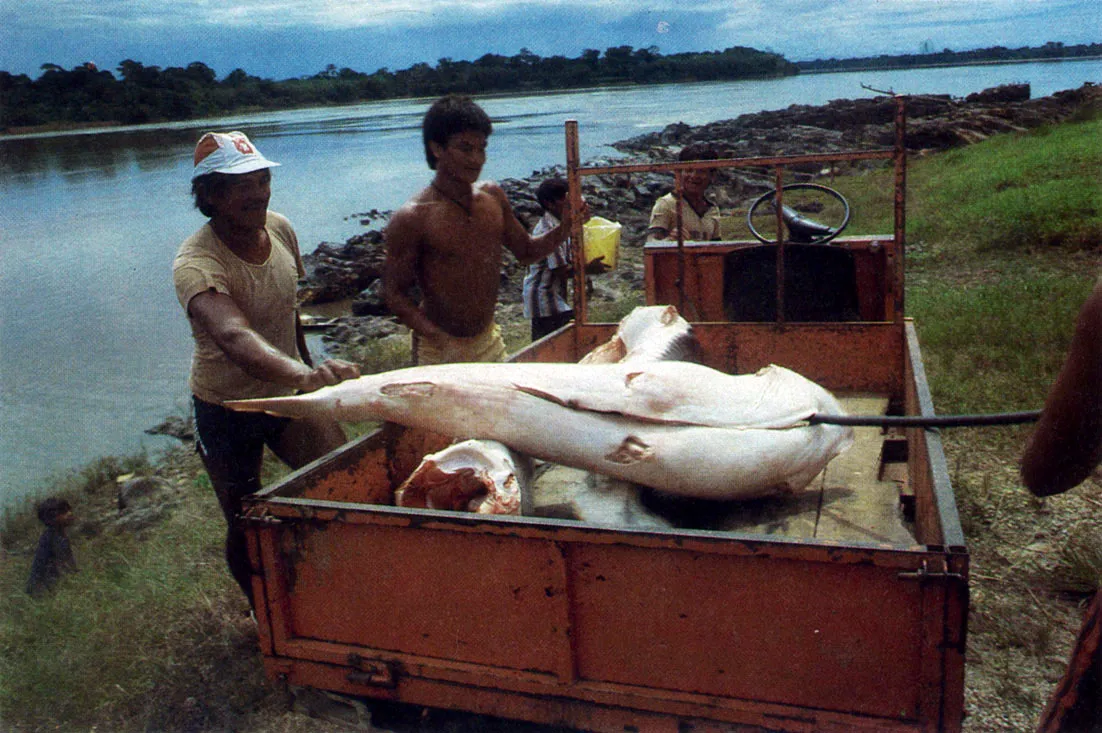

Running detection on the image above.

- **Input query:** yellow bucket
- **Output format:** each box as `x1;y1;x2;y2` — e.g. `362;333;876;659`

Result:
582;216;621;270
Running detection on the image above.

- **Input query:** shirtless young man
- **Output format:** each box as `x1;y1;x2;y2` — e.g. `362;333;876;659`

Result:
384;94;582;364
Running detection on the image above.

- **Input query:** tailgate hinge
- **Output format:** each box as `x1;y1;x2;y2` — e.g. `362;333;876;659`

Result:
243;507;284;526
898;559;967;583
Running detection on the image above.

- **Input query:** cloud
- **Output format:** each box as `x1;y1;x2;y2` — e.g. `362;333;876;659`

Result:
3;0;723;31
2;0;1095;79
711;0;1098;59
6;0;1092;41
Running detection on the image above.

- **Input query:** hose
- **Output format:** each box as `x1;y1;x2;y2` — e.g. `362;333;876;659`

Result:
808;410;1041;428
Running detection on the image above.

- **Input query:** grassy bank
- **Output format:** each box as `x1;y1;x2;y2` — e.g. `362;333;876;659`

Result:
898;111;1101;729
1;110;1100;732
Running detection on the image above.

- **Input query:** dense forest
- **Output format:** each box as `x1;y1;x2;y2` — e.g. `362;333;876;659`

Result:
797;40;1102;72
0;45;794;130
2;41;1098;131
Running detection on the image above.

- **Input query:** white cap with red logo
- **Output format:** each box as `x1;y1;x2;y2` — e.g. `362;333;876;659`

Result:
191;131;280;180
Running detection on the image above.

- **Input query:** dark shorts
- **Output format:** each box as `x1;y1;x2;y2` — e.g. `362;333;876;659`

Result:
192;396;291;517
531;311;574;341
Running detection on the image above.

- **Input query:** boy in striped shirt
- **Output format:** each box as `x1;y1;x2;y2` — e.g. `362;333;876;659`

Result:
522;177;575;340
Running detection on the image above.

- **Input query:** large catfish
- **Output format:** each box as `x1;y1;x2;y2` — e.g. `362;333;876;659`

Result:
226;361;853;501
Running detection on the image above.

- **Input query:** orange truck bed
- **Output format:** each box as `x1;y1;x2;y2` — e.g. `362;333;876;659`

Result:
243;319;967;733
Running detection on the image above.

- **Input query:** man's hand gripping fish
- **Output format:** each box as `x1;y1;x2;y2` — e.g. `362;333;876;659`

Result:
226;361;853;501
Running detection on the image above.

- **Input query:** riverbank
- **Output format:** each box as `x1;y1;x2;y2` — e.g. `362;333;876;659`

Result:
3;82;1100;732
797;53;1102;74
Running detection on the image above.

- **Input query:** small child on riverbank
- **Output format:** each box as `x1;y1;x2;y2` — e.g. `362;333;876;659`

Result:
25;497;78;597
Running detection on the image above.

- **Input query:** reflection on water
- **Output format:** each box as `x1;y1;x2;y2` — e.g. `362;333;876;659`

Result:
1;128;195;179
1;61;1099;510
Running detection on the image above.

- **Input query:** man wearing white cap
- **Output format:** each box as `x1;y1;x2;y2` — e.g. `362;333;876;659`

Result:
174;131;360;607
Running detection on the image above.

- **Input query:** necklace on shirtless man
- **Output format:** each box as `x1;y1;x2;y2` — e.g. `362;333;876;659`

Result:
430;182;473;218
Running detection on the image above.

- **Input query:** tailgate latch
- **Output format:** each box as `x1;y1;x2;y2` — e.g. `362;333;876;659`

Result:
346;653;398;688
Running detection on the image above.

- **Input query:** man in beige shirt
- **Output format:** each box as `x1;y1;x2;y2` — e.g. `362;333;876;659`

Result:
648;143;722;242
174;131;359;607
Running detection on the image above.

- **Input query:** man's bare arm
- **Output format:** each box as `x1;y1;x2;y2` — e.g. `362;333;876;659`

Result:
295;313;313;368
491;184;574;266
1021;279;1102;496
188;291;359;393
382;209;448;339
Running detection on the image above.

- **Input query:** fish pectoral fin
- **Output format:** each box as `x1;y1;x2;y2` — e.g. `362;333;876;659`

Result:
604;436;654;465
514;383;569;407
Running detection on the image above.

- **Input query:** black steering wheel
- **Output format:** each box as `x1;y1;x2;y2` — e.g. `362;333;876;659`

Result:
746;183;851;245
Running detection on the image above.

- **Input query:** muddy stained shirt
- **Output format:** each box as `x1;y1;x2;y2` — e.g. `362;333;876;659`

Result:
649;192;721;241
173;211;305;404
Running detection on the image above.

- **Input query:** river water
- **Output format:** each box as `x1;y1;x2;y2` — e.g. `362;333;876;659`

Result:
1;59;1099;511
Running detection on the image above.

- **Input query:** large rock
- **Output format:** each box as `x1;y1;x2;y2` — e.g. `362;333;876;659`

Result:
145;414;194;442
299;230;387;305
611;82;1100;159
115;475;179;532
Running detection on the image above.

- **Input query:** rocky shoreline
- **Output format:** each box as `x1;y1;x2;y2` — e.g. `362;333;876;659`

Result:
284;82;1098;362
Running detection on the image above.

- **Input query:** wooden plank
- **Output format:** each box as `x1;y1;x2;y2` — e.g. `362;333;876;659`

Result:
816;395;917;546
529;464;674;530
528;461;823;537
709;486;822;538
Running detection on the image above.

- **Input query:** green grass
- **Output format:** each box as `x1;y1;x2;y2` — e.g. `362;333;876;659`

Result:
0;454;244;730
1;453;154;530
909;115;1102;258
904;115;1100;425
909;272;1093;415
588;290;646;324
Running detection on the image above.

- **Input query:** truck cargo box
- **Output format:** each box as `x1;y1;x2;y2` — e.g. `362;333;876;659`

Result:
243;317;966;732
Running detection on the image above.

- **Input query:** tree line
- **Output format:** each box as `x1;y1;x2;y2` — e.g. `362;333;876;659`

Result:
797;41;1102;72
0;46;795;130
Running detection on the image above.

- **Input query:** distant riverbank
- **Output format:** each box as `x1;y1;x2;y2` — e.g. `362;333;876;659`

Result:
5;50;1099;137
799;54;1102;75
1;44;797;132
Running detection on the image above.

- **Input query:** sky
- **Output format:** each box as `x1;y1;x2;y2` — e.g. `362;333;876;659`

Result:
2;0;1098;80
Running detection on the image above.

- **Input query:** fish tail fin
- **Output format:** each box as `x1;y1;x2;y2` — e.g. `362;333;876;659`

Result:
224;395;318;419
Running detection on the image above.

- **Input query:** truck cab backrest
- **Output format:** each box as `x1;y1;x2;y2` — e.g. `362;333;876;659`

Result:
723;244;861;322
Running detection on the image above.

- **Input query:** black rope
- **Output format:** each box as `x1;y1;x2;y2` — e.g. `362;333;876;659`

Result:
808;410;1042;428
